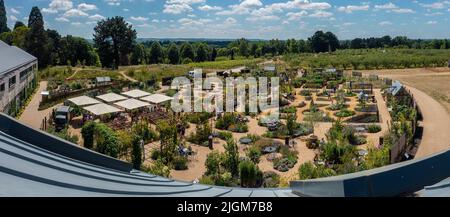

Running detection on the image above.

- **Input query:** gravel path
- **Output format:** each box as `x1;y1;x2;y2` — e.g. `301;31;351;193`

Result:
19;81;60;130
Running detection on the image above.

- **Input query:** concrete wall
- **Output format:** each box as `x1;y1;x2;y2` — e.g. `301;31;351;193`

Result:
291;149;450;197
0;61;37;112
0;113;133;172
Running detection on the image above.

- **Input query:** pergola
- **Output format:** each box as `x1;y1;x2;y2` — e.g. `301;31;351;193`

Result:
122;89;151;98
96;93;128;103
114;98;150;110
83;103;122;116
68;96;101;106
140;94;173;105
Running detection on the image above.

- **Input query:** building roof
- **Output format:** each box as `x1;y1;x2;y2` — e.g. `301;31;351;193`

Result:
140;94;173;105
0;40;37;76
68;96;101;106
114;99;150;110
96;93;128;103
122;89;151;98
96;77;111;83
264;66;276;71
83;103;122;115
388;81;403;96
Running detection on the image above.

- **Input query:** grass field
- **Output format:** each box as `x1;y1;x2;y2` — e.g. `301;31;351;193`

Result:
284;49;450;70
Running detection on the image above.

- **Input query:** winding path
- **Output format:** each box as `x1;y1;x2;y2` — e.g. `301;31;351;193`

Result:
366;72;450;159
404;85;450;158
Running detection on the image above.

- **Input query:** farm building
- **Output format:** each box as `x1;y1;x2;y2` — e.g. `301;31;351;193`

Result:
0;40;38;116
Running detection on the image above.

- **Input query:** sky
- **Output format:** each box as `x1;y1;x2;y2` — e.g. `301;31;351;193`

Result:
3;0;450;40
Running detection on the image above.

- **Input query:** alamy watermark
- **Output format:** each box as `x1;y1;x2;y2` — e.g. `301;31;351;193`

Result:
170;70;280;121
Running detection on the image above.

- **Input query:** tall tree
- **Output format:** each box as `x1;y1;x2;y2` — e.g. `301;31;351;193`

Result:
211;47;217;61
93;16;137;69
25;7;50;67
149;41;163;64
131;135;143;170
180;42;195;62
130;43;146;65
308;31;339;53
13;21;25;30
0;0;9;34
46;29;61;65
167;43;180;64
195;43;208;62
238;38;249;57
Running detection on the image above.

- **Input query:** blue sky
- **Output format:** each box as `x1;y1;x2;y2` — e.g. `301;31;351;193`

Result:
3;0;450;39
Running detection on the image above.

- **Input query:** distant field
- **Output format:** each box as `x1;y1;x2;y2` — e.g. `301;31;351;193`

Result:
284;49;450;70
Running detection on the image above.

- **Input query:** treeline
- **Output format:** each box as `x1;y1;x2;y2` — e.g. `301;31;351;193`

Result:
0;2;99;68
0;2;448;70
341;36;450;50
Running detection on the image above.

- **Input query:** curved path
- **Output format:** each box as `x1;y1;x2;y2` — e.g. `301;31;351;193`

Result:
367;71;450;159
404;85;450;158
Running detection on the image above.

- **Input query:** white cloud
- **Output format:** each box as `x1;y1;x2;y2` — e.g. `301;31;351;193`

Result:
71;22;82;26
374;3;397;10
420;2;445;9
55;17;70;22
286;11;308;20
392;8;415;13
224;17;237;25
43;0;73;13
130;16;149;22
89;14;105;21
9;15;18;22
309;10;333;18
338;5;370;13
78;3;98;11
427;20;438;24
10;8;20;14
198;5;222;11
63;9;89;18
105;0;121;6
164;0;206;14
379;21;393;26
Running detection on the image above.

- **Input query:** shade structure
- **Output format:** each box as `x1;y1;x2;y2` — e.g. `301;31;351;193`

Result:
114;98;150;110
122;89;151;98
83;103;122;116
140;94;173;105
68;96;101;106
96;93;128;103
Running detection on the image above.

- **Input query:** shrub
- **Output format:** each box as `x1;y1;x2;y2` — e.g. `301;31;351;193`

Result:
143;159;171;178
131;135;143;170
199;175;215;185
298;162;337;180
173;156;188;170
273;158;296;172
247;146;262;164
94;123;119;158
368;124;382;133
217;131;233;141
262;172;280;188
81;121;96;149
239;160;262;188
335;109;356;118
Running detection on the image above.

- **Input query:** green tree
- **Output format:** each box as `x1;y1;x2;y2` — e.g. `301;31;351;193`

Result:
130;43;146;65
224;139;239;176
156;120;178;164
149;41;163;64
131;135;143;170
93;16;137;69
46;29;61;65
195;43;208;62
11;26;29;49
0;0;9;34
238;38;249;57
13;21;25;30
211;47;217;61
25;7;50;67
60;35;98;66
81;121;96;149
239;160;261;188
308;31;339;53
94;123;119;158
180;42;195;62
167;43;180;64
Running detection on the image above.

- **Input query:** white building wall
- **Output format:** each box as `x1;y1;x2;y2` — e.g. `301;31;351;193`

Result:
0;61;38;113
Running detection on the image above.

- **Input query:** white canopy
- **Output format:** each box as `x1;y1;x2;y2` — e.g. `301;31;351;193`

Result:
140;94;173;105
122;89;151;98
83;103;122;115
96;93;128;103
68;96;101;106
114;99;150;110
